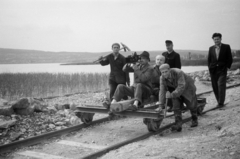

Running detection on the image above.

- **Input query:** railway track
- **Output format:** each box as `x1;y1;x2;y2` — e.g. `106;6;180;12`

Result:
0;83;240;159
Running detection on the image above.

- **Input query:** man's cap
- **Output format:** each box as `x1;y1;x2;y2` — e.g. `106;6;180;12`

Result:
112;43;120;48
160;64;170;71
165;40;173;45
140;51;150;61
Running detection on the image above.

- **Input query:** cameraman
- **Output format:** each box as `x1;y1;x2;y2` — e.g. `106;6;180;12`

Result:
111;51;153;110
99;43;130;103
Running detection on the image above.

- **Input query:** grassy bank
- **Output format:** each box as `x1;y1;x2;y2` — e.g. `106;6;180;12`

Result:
0;73;108;100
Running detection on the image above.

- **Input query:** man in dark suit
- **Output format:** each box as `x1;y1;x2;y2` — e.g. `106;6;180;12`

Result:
162;40;181;69
208;33;233;108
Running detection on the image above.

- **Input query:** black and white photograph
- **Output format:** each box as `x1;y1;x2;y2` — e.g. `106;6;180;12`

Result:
0;0;240;158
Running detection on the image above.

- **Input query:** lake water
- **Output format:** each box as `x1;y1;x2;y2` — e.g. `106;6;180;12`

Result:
0;63;208;74
0;63;208;86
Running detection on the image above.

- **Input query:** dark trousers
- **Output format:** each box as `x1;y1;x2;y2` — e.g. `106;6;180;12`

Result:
113;83;152;105
210;68;227;105
166;87;175;109
172;95;198;116
109;79;126;101
169;87;198;121
152;83;159;99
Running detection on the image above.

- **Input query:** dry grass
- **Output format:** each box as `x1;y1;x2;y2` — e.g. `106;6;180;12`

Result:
0;72;109;100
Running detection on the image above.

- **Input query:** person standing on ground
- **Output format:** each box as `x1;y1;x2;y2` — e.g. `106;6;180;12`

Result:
99;43;130;103
158;64;198;132
208;33;233;108
162;40;182;112
162;40;181;69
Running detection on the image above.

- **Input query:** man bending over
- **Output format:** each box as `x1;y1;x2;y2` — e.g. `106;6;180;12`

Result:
159;64;198;132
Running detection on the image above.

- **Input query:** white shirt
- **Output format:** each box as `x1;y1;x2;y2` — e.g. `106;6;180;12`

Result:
215;44;221;59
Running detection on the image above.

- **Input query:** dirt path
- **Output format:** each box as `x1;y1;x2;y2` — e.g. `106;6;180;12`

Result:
101;86;240;159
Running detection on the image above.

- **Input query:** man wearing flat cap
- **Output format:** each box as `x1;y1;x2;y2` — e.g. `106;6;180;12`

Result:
158;64;198;132
99;43;130;103
162;40;181;69
162;40;182;112
208;33;232;108
111;51;153;110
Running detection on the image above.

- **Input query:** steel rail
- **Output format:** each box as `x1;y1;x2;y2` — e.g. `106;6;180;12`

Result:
0;117;110;153
0;83;239;154
196;83;240;96
80;103;231;159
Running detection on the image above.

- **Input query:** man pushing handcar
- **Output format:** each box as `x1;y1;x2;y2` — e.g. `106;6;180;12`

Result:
158;64;198;132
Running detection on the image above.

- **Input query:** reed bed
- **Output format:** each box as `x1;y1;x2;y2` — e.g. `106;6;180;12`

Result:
0;72;109;100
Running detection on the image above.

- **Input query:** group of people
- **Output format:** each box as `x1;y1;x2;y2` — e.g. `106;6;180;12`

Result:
98;33;233;132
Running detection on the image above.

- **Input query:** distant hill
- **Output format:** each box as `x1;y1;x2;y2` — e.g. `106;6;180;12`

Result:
0;48;209;64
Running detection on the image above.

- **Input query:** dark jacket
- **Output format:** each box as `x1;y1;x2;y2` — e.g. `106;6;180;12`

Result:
123;63;153;89
208;43;233;74
151;65;161;88
162;51;181;69
100;53;130;84
159;68;196;107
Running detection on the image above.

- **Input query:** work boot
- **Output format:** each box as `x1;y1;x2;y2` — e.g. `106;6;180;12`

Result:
191;115;198;127
171;111;182;132
128;104;138;111
171;116;182;132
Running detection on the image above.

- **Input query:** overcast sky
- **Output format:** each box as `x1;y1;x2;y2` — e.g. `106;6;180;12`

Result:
0;0;239;52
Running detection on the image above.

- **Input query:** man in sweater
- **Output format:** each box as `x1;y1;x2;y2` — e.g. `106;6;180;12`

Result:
162;40;181;69
162;40;182;112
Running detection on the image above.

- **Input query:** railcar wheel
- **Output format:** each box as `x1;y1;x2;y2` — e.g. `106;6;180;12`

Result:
143;118;163;132
197;106;204;115
75;111;94;124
